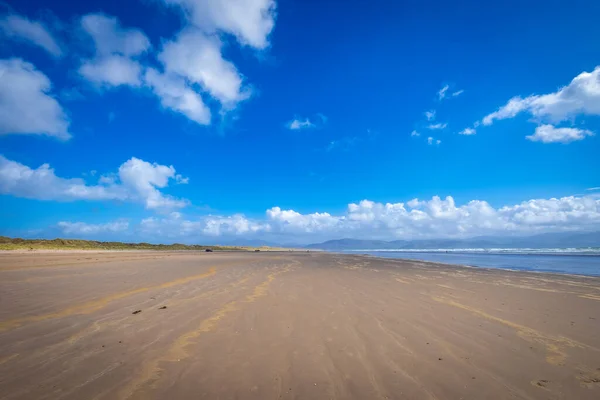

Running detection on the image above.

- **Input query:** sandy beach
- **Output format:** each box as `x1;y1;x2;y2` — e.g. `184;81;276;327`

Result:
0;250;599;399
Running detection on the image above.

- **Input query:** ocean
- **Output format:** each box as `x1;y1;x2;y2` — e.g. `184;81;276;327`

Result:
343;249;600;277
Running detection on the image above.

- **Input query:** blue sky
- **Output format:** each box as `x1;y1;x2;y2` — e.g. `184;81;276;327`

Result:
1;0;599;244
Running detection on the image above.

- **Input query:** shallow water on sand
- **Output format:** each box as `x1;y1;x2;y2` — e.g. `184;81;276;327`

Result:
345;251;600;276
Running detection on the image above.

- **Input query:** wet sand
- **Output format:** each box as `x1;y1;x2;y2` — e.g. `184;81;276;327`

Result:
0;251;599;399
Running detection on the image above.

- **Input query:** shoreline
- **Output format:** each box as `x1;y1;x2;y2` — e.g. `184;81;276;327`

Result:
345;251;600;279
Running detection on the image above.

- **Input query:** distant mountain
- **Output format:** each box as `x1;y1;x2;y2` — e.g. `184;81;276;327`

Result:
305;231;600;250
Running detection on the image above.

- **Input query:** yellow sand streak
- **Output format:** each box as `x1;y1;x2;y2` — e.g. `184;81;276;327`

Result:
66;275;253;346
121;266;291;400
0;255;169;272
0;267;217;332
431;296;596;366
0;353;19;365
579;294;600;301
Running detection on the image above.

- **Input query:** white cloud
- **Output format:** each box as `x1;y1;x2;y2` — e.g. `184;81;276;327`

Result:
287;118;315;130
148;0;276;119
159;0;276;49
438;84;449;100
202;214;266;236
451;89;464;97
0;155;187;209
427;137;433;145
58;220;129;235
427;122;447;130
266;207;340;233
79;55;143;87
459;127;476;135
436;139;441;145
424;110;435;121
144;68;211;124
158;29;250;107
139;212;267;238
526;124;593;144
411;130;420;137
483;66;600;126
0;58;70;139
79;13;150;88
130;195;600;242
118;157;188;209
175;174;189;184
80;13;150;57
586;187;600;191
0;14;62;57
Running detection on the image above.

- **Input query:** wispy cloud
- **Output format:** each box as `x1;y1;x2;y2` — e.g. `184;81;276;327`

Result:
286;113;327;130
427;137;441;145
0;14;63;57
451;89;464;97
424;110;436;121
410;130;420;137
586;187;600;191
427;122;447;130
438;84;449;100
287;118;315;130
58;220;129;235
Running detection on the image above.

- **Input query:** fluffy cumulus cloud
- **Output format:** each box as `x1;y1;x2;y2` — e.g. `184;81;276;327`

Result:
144;68;211;124
482;66;600;129
459;127;476;135
58;220;129;235
266;207;340;233
160;0;276;49
0;58;70;139
78;13;151;87
1;1;278;134
0;14;62;57
526;124;594;144
79;55;144;87
115;194;600;242
143;0;276;119
158;29;250;107
0;155;188;209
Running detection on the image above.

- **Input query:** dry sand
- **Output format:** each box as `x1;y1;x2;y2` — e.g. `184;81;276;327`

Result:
0;250;599;399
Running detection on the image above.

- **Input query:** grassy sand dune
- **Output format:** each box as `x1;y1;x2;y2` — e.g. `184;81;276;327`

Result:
0;236;289;252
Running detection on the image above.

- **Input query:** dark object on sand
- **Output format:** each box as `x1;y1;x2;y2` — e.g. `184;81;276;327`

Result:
205;248;213;252
159;306;167;310
255;249;260;252
132;310;142;315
